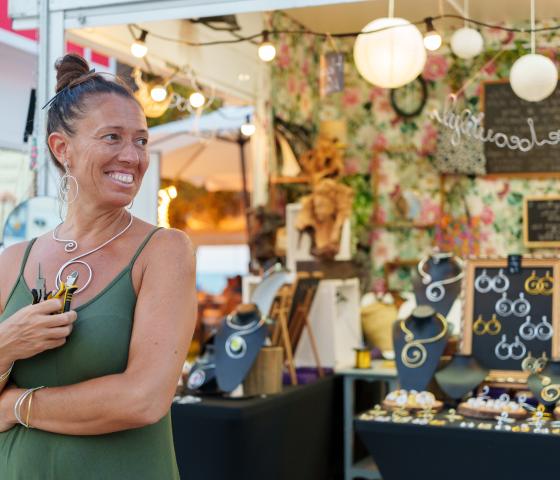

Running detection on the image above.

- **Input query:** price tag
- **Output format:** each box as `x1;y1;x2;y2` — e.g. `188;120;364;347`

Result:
507;254;522;274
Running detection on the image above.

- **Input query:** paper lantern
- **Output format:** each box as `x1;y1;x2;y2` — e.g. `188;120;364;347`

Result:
510;54;558;102
450;28;484;59
353;17;426;89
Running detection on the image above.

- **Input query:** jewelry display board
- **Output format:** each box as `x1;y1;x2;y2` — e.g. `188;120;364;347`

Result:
461;258;560;381
523;195;560;248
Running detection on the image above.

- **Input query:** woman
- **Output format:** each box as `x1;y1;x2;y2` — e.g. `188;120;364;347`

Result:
0;53;196;479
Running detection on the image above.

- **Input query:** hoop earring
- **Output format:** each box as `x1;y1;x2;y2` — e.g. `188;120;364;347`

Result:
512;293;531;317
487;314;501;335
521;352;536;373
535;352;548;373
536;316;553;341
58;160;79;205
495;334;510;361
519;316;537;340
510;336;527;361
126;199;134;210
492;269;510;293
475;269;492;293
495;293;513;317
525;271;541;295
540;271;554;296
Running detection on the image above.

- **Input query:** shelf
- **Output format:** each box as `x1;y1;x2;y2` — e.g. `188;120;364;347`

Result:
350;456;382;480
270;176;310;185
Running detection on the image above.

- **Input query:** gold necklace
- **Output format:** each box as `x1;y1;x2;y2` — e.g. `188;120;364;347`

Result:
400;314;448;368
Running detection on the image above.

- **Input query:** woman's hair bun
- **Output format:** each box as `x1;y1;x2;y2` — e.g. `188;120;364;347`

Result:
55;53;91;93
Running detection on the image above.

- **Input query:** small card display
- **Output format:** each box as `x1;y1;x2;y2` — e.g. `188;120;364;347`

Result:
461;258;560;381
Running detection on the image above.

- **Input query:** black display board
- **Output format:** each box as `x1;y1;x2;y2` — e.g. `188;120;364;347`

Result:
523;195;560;247
483;81;560;174
461;258;560;381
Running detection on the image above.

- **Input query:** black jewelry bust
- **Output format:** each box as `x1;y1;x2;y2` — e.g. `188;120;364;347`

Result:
435;354;488;401
414;251;463;317
214;304;268;393
393;305;449;392
527;360;560;406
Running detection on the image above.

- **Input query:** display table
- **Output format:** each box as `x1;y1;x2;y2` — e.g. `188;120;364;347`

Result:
171;375;341;480
356;411;560;480
337;361;398;480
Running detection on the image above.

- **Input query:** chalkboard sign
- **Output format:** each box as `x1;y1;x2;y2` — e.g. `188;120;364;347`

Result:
461;258;560;382
483;81;560;174
524;196;560;247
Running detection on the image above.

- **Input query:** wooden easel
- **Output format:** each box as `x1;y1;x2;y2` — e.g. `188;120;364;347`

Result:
270;286;298;385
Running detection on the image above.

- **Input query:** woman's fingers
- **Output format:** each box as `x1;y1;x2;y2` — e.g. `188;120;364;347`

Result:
32;298;64;315
42;311;77;328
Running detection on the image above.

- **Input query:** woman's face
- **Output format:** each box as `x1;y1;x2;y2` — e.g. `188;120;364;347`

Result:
64;93;149;209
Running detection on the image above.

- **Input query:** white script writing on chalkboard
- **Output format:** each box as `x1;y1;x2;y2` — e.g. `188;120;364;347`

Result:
431;95;560;153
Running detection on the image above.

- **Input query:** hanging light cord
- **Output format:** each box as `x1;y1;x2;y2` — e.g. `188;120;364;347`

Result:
130;14;560;48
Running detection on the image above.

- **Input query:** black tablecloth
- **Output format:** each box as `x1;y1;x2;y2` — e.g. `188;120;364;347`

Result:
172;375;342;480
356;415;560;480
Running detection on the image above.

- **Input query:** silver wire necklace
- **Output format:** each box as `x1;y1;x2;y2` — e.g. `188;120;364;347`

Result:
52;211;134;294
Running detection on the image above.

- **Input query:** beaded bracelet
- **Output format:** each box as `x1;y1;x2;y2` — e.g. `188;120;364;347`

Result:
0;363;14;383
14;386;45;428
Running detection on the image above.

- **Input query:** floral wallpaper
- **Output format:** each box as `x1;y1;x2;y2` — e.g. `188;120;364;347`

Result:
270;12;560;291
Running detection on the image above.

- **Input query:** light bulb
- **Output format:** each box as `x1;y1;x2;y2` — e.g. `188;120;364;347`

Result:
423;17;442;51
258;31;276;62
424;31;442;51
241;123;256;137
167;185;178;199
189;91;206;109
130;29;148;58
150;84;167;102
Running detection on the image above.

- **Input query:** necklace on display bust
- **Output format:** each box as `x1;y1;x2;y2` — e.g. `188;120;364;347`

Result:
400;314;448;369
52;211;134;295
417;252;464;303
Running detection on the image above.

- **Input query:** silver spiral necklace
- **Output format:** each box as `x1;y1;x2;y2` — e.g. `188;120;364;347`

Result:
52;212;134;294
417;253;464;303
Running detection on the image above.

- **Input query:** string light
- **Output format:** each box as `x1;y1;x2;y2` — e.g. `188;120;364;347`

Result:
130;29;148;58
240;115;256;137
258;30;276;62
423;17;442;51
150;84;168;102
189;91;206;109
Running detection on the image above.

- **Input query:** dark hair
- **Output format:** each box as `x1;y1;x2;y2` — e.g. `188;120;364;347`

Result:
46;53;139;170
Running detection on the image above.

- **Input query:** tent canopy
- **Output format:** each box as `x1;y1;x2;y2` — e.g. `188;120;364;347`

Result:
149;105;253;191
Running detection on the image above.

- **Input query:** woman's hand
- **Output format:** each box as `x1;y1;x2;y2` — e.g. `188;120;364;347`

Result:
0;384;22;432
0;299;77;365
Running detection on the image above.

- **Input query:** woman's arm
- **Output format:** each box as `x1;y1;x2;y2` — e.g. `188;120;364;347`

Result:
0;229;197;435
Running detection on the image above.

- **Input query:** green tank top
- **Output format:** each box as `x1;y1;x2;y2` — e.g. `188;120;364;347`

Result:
0;228;180;480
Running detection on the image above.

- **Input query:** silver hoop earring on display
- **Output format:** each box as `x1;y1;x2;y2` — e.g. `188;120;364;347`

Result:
495;293;513;317
512;293;531;317
519;316;537;341
495;334;510;361
510;336;527;361
536;316;553;341
475;269;492;293
491;269;510;293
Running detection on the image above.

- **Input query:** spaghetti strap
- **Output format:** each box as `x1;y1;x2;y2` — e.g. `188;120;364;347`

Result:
128;227;163;268
19;238;38;277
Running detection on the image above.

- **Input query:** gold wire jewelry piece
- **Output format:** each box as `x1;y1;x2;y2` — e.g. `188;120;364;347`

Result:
541;384;560;403
522;352;536;373
400;313;448;368
525;270;541;295
472;314;501;336
540;271;554;296
429;419;446;426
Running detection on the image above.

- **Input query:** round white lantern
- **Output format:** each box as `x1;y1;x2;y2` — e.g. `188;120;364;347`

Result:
353;17;426;89
510;54;558;102
450;28;484;59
